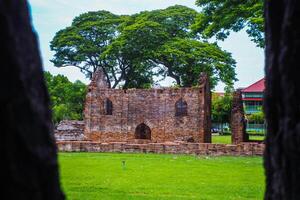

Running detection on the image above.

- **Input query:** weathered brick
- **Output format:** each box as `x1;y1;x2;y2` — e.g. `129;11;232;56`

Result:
55;120;85;141
84;70;211;143
231;90;249;144
56;141;265;156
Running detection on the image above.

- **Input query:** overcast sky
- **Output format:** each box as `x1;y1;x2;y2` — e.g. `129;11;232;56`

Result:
27;0;264;91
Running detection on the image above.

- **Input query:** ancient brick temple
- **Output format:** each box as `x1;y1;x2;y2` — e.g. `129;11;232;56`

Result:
84;70;211;143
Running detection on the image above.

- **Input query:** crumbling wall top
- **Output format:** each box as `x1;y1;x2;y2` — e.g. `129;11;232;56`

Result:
90;69;109;89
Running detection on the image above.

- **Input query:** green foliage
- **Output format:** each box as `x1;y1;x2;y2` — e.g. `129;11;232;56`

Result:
52;104;69;123
59;153;264;199
51;5;237;90
131;5;198;39
193;0;264;48
44;72;87;123
155;38;236;88
247;111;265;123
211;92;233;123
50;11;123;86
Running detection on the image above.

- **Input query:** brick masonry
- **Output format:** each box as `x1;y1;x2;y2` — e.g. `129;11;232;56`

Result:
231;90;249;144
55;120;85;141
56;141;265;156
54;72;265;154
84;70;211;143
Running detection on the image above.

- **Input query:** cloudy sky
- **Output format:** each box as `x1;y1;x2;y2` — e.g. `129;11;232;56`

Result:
27;0;264;91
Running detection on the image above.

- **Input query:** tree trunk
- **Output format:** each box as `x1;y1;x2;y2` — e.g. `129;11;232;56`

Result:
220;121;223;135
0;1;64;199
264;0;300;199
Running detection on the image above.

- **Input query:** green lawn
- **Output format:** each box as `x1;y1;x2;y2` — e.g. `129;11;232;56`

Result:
212;135;265;144
59;153;265;200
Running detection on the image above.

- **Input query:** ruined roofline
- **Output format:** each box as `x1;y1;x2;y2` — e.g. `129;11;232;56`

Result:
86;86;208;97
88;86;206;91
89;69;210;92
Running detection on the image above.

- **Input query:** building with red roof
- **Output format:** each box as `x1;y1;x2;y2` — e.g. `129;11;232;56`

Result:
241;78;265;114
241;78;265;133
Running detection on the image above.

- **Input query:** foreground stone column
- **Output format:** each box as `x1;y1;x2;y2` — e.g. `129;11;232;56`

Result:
0;1;64;199
231;90;248;144
264;0;300;199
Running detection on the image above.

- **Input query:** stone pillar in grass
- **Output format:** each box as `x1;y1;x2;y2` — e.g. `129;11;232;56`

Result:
199;72;212;143
231;90;248;144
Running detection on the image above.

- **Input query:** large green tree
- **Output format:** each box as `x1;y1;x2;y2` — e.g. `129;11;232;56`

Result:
51;5;237;89
130;5;198;39
50;11;122;86
50;11;156;89
154;38;236;88
123;5;237;88
101;20;167;88
193;0;264;48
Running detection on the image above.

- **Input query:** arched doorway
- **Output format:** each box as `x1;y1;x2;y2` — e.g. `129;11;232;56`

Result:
135;123;151;140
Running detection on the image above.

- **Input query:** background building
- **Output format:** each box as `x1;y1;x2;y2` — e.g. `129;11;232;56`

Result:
241;78;265;114
84;70;212;143
241;78;265;133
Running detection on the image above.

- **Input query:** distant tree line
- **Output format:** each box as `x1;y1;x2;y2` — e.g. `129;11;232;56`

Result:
211;92;233;126
44;72;87;123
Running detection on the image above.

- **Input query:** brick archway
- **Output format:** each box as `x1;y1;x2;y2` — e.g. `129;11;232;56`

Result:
135;123;151;140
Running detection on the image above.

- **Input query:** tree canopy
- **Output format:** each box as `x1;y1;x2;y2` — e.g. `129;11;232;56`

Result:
44;72;87;123
155;38;236;87
211;92;232;124
50;11;122;85
192;0;264;48
50;5;237;89
247;110;264;124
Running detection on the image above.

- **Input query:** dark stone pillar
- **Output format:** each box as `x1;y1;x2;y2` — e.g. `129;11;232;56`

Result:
231;90;248;144
264;0;300;199
0;0;64;199
199;73;212;143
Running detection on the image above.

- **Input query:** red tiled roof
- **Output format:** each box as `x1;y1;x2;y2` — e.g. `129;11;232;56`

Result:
241;78;265;92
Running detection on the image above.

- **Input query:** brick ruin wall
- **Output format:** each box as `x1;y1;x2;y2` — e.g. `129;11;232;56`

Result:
54;71;265;154
55;120;85;141
84;71;211;143
57;141;265;156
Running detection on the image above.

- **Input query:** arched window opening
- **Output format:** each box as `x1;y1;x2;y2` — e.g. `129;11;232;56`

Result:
175;98;187;116
135;123;151;140
105;98;113;115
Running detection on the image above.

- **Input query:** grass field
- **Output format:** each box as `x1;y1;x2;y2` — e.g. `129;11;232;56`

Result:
59;153;265;200
212;135;265;144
